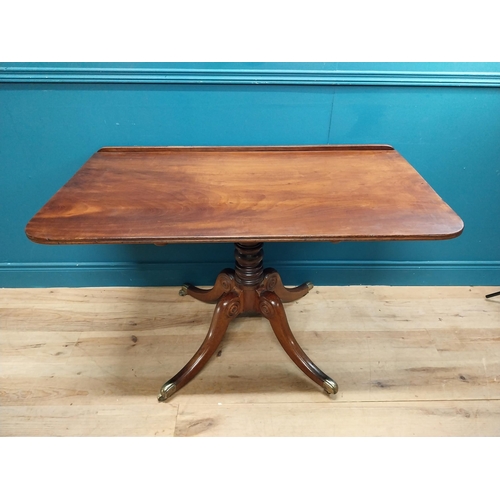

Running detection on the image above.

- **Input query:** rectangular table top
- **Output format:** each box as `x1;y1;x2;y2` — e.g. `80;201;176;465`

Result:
25;145;464;245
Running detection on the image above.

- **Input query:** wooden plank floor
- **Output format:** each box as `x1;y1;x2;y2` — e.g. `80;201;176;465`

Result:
1;286;499;436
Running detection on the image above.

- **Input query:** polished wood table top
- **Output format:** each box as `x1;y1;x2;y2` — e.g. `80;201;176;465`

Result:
25;145;463;245
25;145;464;402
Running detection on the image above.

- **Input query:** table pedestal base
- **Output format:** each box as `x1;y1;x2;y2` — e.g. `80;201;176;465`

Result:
158;242;338;402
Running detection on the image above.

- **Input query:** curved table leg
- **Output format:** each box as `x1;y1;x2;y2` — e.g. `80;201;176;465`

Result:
179;269;235;304
259;291;338;395
158;291;242;402
262;268;313;303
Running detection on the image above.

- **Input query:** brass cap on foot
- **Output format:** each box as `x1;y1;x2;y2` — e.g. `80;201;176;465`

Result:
323;378;338;395
158;382;177;402
179;285;189;297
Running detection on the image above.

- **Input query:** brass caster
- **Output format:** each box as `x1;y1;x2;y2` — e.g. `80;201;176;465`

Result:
158;382;177;402
323;378;338;395
179;284;189;297
306;282;314;291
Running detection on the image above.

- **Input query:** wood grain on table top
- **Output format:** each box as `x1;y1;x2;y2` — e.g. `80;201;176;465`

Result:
25;145;464;245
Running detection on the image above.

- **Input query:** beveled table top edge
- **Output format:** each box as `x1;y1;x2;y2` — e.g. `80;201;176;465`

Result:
25;229;465;246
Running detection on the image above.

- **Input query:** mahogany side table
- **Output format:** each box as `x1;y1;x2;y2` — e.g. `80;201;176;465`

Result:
25;145;464;401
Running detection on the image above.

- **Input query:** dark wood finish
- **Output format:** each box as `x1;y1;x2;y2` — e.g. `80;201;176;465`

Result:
25;145;464;245
259;291;337;394
26;145;464;402
181;269;236;304
158;291;242;402
261;268;313;303
159;242;334;402
234;242;264;286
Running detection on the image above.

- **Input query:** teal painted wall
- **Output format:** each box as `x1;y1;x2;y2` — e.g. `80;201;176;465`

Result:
1;63;499;287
